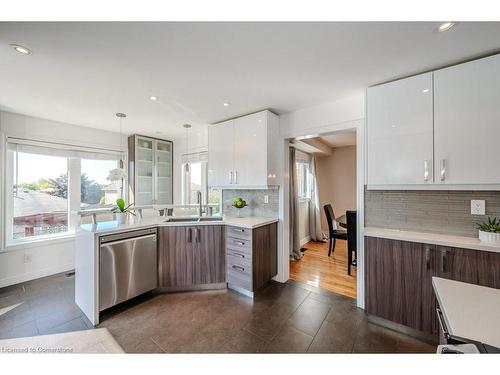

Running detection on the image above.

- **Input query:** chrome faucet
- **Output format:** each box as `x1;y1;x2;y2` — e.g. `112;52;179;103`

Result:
197;191;203;217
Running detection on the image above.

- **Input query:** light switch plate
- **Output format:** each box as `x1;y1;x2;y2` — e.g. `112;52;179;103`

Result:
264;195;269;204
471;200;486;215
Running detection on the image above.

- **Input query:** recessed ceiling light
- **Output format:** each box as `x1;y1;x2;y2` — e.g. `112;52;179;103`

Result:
10;44;32;55
437;22;455;33
149;95;158;101
223;102;231;107
422;88;430;93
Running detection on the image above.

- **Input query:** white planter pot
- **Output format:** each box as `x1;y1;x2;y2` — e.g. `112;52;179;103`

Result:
478;230;500;244
114;213;128;225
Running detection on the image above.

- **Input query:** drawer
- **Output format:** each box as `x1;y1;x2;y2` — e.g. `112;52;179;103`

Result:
226;226;252;241
226;248;252;267
226;236;252;252
227;269;252;291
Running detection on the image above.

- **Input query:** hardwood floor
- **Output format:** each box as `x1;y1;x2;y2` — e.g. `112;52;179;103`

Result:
290;240;357;299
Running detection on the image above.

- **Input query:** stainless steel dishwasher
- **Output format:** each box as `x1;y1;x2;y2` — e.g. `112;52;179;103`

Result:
99;228;158;311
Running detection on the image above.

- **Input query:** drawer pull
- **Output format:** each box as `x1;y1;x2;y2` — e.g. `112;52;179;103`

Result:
236;241;245;246
233;228;245;233
232;265;245;272
231;252;245;258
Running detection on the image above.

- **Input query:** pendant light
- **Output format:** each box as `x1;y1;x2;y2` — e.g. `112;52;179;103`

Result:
183;124;192;172
116;112;126;169
107;113;128;183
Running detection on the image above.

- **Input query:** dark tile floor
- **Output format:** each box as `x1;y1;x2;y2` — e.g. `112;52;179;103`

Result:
0;273;436;353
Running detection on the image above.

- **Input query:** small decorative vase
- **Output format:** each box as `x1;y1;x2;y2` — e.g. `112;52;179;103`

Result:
115;213;127;224
236;208;243;217
479;230;500;244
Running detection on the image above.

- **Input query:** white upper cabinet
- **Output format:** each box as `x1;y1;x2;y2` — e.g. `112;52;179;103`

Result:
234;111;268;186
208;119;234;187
434;54;500;185
208;110;279;188
367;72;434;186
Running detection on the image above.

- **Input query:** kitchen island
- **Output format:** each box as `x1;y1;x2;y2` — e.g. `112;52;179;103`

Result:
75;216;278;325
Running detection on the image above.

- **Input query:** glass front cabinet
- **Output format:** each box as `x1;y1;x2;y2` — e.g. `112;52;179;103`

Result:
128;135;173;206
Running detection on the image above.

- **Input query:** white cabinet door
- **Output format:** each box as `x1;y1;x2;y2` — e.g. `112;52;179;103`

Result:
234;111;268;187
367;72;434;186
434;54;500;185
208;120;234;187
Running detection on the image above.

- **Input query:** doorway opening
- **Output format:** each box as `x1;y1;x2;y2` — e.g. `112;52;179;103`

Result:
289;128;357;299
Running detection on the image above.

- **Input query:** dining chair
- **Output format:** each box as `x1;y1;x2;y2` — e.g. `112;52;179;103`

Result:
346;210;357;275
323;204;347;257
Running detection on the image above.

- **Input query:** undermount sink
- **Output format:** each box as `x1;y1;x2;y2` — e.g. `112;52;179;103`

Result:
164;216;223;223
164;217;199;223
198;217;223;222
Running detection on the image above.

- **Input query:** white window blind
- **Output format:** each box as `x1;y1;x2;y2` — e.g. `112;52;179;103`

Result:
7;138;122;160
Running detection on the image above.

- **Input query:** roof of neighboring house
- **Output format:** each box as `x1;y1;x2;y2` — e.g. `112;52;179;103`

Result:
13;190;67;217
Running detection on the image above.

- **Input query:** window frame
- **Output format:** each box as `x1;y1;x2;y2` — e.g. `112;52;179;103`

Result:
2;137;124;249
181;160;208;205
296;160;312;201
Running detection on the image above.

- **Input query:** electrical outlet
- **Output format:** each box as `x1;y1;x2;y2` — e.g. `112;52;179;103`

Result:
24;253;33;263
471;200;486;215
264;195;269;204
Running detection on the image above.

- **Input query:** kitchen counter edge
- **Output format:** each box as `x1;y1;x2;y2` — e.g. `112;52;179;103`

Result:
364;226;500;253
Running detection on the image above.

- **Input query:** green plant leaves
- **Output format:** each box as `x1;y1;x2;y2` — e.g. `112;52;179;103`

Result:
477;217;500;233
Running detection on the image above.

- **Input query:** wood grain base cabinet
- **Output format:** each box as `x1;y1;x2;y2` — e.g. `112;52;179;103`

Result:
365;236;500;336
226;223;278;295
158;225;225;289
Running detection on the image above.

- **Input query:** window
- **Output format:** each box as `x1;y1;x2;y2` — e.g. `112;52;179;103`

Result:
181;152;208;205
296;160;312;200
81;159;120;209
10;149;69;240
5;139;122;245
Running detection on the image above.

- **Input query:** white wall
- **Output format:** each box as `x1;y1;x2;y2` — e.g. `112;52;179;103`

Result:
317;145;357;232
279;94;365;138
0;111;127;287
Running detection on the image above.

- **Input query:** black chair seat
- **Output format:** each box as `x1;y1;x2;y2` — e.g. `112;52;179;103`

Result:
323;204;347;257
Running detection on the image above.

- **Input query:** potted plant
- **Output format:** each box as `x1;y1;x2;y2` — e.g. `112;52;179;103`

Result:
112;198;136;224
232;197;247;217
477;217;500;244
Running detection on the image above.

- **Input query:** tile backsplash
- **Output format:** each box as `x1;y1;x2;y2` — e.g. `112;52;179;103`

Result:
222;189;279;218
365;189;500;237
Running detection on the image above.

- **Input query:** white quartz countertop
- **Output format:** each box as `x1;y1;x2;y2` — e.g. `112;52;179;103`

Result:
79;215;278;235
364;227;500;253
432;277;500;348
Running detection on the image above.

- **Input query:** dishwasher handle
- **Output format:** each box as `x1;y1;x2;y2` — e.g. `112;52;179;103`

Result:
100;228;157;244
100;234;157;247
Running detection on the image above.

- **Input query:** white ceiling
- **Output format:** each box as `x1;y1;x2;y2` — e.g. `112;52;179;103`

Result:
319;131;357;148
1;22;500;139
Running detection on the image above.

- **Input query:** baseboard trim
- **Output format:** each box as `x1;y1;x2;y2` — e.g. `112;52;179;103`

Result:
300;235;311;247
367;314;438;345
155;283;227;293
0;263;74;288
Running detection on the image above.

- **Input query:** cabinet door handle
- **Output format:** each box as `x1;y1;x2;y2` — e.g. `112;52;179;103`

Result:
232;265;245;272
234;170;238;184
196;228;201;243
425;246;431;270
424;160;430;182
188;228;192;243
440;249;448;273
440;159;446;181
229;171;233;184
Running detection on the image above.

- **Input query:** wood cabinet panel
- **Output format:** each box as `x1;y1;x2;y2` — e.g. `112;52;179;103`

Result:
252;222;278;290
158;226;194;288
193;225;225;285
366;236;500;337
